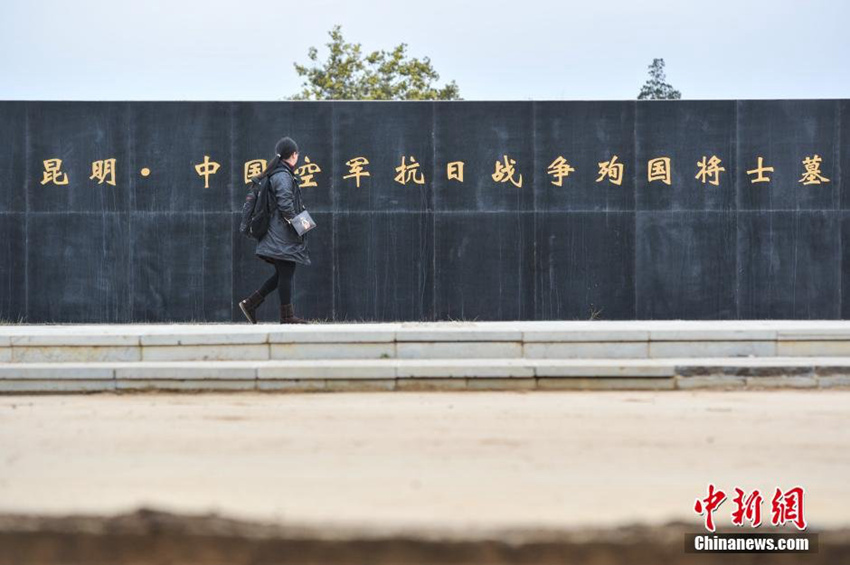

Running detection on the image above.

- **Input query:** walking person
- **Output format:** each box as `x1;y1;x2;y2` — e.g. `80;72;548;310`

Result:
238;137;311;324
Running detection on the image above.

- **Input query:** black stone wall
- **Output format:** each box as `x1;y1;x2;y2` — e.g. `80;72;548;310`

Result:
0;100;846;322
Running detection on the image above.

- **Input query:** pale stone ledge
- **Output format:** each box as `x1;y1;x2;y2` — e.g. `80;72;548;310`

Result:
524;342;649;359
142;344;270;362
12;346;141;363
395;359;533;378
649;340;777;358
270;343;394;360
397;342;522;359
258;360;396;379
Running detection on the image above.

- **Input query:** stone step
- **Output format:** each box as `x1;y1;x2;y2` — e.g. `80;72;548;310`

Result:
1;357;849;393
4;321;850;363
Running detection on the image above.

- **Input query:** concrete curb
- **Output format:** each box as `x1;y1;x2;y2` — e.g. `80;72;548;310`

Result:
5;321;850;362
1;358;850;393
4;322;850;392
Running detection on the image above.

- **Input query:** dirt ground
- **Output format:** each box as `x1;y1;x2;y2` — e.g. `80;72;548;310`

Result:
1;390;849;564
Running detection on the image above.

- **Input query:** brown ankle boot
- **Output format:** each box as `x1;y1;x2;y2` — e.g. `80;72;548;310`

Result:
279;303;308;324
238;291;265;324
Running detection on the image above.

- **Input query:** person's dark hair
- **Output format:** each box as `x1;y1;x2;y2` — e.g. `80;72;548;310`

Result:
253;136;299;181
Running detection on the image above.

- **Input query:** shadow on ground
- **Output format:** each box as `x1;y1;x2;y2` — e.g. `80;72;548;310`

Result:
0;509;846;565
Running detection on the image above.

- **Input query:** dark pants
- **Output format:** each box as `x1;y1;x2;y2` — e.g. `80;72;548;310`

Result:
258;259;297;304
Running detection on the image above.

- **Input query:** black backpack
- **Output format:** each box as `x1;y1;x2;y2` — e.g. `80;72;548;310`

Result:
239;174;274;240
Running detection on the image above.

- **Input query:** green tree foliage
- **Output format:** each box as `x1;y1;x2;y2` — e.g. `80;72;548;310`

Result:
637;58;682;100
291;25;461;101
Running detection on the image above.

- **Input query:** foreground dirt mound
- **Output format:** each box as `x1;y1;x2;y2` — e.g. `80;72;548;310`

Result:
0;509;847;565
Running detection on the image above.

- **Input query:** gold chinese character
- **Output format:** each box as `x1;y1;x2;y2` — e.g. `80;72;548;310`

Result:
90;158;117;186
40;158;68;185
244;159;267;184
596;155;624;186
394;155;425;185
647;157;671;185
194;155;220;189
695;155;725;186
446;161;465;182
547;156;575;187
746;156;774;184
295;156;322;188
344;156;370;188
799;155;830;185
492;155;522;188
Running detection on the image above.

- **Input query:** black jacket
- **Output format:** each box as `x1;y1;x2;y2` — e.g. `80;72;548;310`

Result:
255;161;311;265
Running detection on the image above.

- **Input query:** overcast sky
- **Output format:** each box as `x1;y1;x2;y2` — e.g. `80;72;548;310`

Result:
1;0;847;101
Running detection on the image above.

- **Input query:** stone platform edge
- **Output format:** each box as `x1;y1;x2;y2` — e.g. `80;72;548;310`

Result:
8;321;850;362
2;359;850;393
8;320;850;346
